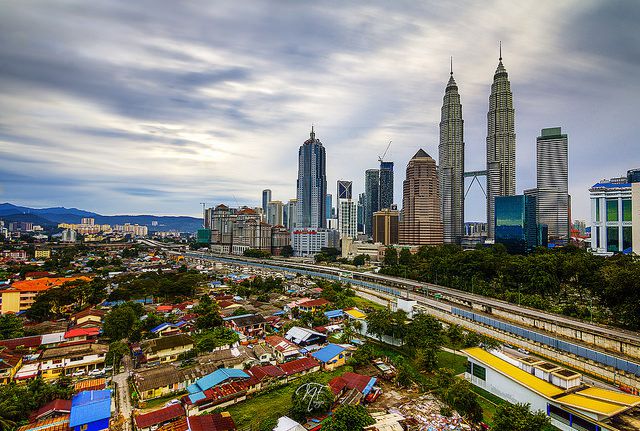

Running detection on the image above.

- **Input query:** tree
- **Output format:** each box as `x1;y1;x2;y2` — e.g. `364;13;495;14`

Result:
0;398;19;431
0;314;24;340
106;341;130;367
194;296;223;330
383;247;398;267
404;313;443;353
399;248;413;266
414;348;438;372
280;245;294;258
322;405;374;431
446;324;465;349
353;254;367;267
103;304;139;341
492;403;550;431
290;380;334;421
243;249;270;258
195;327;239;353
440;378;483;423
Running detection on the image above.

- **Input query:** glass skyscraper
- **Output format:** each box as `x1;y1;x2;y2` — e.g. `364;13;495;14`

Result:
296;127;327;229
439;64;465;244
379;161;394;210
364;169;380;236
486;47;516;239
495;195;538;254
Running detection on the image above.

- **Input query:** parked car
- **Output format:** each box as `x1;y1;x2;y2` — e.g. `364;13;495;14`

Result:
72;369;86;377
165;399;181;407
89;368;105;376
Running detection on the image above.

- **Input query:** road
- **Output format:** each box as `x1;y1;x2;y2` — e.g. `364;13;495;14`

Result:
113;356;133;431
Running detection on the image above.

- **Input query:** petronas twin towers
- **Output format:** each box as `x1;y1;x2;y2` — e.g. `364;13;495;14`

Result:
438;47;516;242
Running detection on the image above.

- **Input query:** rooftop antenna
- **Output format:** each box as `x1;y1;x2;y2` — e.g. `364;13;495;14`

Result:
499;40;502;61
378;141;392;164
450;56;453;75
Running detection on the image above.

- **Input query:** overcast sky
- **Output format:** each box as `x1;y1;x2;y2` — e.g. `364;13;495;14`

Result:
1;1;639;220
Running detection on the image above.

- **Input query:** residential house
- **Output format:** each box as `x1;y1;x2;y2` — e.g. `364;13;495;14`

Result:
185;368;260;415
74;378;106;393
0;351;23;384
29;399;72;422
186;413;236;431
71;309;105;328
17;415;71;431
296;298;330;313
284;326;327;347
278;357;321;382
141;334;194;364
324;309;344;322
63;327;100;343
69;390;111;431
311;344;351;371
248;364;285;386
40;343;108;380
223;314;267;336
329;372;378;406
264;336;300;363
251;343;274;365
150;322;183;338
134;404;185;431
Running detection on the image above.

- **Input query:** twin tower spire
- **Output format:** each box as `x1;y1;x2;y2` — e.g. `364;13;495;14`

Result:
439;43;515;243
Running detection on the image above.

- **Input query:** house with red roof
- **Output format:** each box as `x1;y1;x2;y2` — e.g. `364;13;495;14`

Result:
278;357;320;382
297;298;330;313
264;335;300;363
63;327;100;343
29;399;72;422
134;403;185;431
187;413;236;431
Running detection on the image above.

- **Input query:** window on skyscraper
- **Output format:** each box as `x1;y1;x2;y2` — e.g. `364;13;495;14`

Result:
606;199;618;222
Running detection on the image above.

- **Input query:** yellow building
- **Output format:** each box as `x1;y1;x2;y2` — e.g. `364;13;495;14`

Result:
311;343;351;371
0;276;91;314
140;334;194;364
34;249;51;259
0;352;23;384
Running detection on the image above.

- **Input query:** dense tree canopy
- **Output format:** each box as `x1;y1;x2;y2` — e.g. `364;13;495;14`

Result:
381;244;640;330
0;314;24;340
322;405;374;431
492;403;550;431
26;279;107;322
103;302;141;341
290;379;334;422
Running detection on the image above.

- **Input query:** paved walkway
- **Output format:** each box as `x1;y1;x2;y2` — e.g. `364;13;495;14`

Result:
113;356;133;431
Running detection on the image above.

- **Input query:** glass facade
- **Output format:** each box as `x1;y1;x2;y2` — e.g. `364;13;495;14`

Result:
623;226;632;252
607;226;618;252
595;198;600;222
622;198;632;221
495;195;538;253
606;199;618;221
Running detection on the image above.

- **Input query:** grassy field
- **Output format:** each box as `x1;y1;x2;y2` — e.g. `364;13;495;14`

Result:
436;349;467;374
352;295;386;311
225;366;354;430
140;391;185;411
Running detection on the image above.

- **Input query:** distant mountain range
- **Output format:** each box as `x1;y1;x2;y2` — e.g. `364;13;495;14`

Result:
0;203;203;233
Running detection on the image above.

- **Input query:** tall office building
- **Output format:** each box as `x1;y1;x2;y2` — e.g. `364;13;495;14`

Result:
357;193;365;234
337;180;352;200
285;199;298;230
536;127;569;245
439;62;465;244
495;195;538;254
486;46;516;239
399;149;443;245
262;189;272;221
267;201;284;226
296;127;327;229
373;208;399;245
379;162;394;210
364;169;380;236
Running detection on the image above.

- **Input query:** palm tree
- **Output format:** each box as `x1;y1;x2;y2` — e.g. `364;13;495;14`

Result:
0;398;19;431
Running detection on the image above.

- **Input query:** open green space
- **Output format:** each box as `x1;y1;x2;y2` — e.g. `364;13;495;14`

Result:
352;295;386;311
225;366;354;429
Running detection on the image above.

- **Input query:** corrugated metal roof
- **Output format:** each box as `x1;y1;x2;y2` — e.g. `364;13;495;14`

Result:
577;387;640;407
462;347;564;398
311;344;345;363
556;394;628;417
69;390;111;427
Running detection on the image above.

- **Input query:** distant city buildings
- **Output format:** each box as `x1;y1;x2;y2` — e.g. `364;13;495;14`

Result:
336;181;357;239
296;127;327;229
439;63;465;244
291;228;339;257
267;201;284;227
399;150;443;245
262;189;271;220
378;161;394;211
589;169;640;255
364;169;380;236
285;199;298;230
486;49;516;239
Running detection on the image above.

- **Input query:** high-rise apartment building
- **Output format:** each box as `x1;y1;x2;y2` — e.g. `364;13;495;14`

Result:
357;193;365;234
439;64;465;244
326;194;333;220
486;48;516;239
399;150;443;245
262;189;272;221
536;127;569;245
267;201;284;226
373;208;399;245
364;169;380;236
336;180;355;239
296;127;327;229
379;162;394;210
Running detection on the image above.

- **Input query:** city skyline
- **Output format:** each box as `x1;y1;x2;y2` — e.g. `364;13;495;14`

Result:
1;1;639;220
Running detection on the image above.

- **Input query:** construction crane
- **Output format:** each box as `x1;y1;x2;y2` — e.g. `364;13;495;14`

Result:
378;141;392;163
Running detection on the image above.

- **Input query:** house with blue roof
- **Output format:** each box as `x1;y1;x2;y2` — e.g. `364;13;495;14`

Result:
186;368;249;403
150;322;187;337
69;389;111;431
311;344;351;371
324;309;344;322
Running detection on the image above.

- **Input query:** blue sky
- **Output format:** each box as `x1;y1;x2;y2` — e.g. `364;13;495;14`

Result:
0;1;639;220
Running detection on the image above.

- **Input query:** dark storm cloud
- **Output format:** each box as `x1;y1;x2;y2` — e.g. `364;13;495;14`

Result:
0;0;638;217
